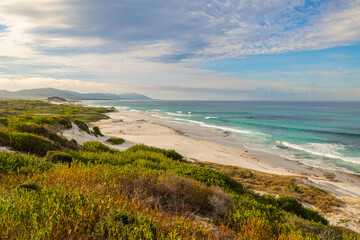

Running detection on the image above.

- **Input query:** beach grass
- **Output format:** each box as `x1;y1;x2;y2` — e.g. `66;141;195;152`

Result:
198;161;341;213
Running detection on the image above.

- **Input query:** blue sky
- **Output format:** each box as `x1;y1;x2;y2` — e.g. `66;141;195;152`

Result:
0;0;359;100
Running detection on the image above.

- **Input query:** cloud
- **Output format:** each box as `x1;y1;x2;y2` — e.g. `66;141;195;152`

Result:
1;0;360;61
0;0;359;100
329;54;353;58
307;70;360;79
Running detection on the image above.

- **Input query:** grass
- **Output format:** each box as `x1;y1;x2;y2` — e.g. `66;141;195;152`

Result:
0;100;359;239
0;100;111;122
197;161;341;213
1;145;357;239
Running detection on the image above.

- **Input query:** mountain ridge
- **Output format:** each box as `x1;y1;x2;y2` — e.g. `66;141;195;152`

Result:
0;88;151;100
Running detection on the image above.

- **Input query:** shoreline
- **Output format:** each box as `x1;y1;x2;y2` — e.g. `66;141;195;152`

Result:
91;110;360;231
96;111;360;192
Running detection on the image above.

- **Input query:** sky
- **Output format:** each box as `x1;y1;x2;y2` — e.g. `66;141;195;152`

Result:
0;0;359;100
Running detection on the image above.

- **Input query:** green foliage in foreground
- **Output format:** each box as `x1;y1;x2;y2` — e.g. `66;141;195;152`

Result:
106;137;125;145
0;144;358;239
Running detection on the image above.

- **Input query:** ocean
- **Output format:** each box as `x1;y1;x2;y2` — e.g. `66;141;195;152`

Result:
86;100;360;174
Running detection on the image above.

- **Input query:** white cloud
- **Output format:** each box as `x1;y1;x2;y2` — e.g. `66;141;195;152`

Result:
329;54;353;58
308;70;360;79
0;0;359;100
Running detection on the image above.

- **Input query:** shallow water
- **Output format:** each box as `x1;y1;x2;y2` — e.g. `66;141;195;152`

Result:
87;100;360;174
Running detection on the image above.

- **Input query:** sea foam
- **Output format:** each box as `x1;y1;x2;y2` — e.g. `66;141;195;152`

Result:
280;141;360;164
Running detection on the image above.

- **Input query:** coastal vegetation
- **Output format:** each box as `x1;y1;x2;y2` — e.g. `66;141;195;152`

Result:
0;100;358;239
106;137;125;145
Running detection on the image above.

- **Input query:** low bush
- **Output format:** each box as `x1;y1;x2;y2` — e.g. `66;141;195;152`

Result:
106;137;125;145
69;139;78;146
11;121;47;135
127;144;183;161
0;117;8;126
56;117;72;129
0;130;10;145
74;120;91;134
0;151;53;174
83;141;111;152
8;132;58;156
46;151;73;165
92;126;103;137
277;195;328;225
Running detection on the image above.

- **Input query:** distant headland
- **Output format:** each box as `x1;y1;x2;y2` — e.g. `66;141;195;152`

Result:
0;88;151;100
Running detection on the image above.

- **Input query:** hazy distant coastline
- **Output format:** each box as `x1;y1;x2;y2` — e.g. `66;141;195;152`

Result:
0;88;151;100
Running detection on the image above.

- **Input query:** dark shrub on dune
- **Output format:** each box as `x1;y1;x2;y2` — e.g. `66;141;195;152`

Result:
46;151;73;165
69;138;78;146
92;126;104;137
56;117;72;129
8;132;58;156
106;137;125;145
74;120;91;134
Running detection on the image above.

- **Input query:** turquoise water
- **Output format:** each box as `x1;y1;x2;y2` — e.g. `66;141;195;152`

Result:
87;100;360;173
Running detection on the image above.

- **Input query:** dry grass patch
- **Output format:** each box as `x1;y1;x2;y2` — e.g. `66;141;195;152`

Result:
196;161;341;213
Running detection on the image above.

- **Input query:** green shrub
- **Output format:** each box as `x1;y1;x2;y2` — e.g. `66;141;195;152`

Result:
46;151;73;165
167;163;245;195
74;120;91;134
69;139;78;146
8;132;58;156
92;126;104;137
56;117;72;129
12;121;47;135
0;151;53;174
278;195;328;225
127;144;183;161
0;130;10;145
0;117;9;126
83;141;111;152
106;137;125;145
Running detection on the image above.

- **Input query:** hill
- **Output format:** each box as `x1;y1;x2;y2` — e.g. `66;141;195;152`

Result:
0;88;151;100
